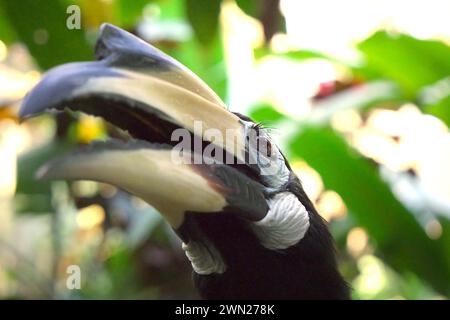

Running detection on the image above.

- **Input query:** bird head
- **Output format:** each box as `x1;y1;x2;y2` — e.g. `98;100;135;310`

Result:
19;24;349;299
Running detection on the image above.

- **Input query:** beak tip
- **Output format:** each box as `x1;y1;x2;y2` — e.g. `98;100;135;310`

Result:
97;23;117;43
18;96;34;122
18;89;45;121
95;23;122;60
99;22;116;34
17;111;27;122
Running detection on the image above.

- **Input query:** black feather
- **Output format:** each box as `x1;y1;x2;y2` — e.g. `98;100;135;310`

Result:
184;172;350;299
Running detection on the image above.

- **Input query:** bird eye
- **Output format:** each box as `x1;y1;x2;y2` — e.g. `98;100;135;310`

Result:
257;136;272;157
249;123;273;158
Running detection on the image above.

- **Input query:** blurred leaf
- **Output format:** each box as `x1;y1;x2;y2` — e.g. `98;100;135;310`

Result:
0;0;92;69
254;48;336;61
15;139;72;214
279;49;340;62
419;77;450;127
79;0;118;28
185;0;221;45
235;0;260;18
248;103;286;123
154;0;226;99
288;125;450;295
424;95;450;128
116;0;149;27
0;5;17;44
104;246;140;298
253;48;378;81
437;218;450;271
170;34;227;100
158;0;184;19
308;81;403;124
358;31;450;98
236;0;285;39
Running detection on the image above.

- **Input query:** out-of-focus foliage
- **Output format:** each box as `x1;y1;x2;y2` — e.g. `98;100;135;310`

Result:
0;0;92;69
0;0;450;300
0;4;17;44
185;0;221;45
252;32;450;296
289;126;450;294
251;28;450;297
358;32;450;98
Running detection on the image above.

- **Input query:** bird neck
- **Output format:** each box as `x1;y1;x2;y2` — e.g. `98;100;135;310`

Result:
183;208;350;299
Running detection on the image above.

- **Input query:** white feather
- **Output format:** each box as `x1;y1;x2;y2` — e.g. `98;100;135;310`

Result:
182;239;227;275
251;192;310;250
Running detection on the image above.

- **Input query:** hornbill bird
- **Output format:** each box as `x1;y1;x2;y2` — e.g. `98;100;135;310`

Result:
19;24;349;299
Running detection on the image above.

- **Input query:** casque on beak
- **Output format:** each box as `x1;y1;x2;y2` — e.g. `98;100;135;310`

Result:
19;23;269;229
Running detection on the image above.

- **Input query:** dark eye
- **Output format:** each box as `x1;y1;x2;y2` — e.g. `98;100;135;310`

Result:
257;136;272;157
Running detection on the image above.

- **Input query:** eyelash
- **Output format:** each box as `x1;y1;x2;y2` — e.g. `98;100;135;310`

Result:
252;123;273;156
253;122;266;133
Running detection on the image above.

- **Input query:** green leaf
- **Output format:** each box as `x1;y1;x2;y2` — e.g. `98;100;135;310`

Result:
169;34;227;100
235;0;260;18
185;0;221;45
0;0;92;69
276;49;342;63
236;0;285;38
15;139;72;214
116;0;149;27
104;246;139;297
358;31;450;98
158;0;184;19
248;103;286;123
253;47;378;81
419;77;450;128
424;95;450;128
0;4;17;44
288;125;450;295
438;218;450;270
155;0;227;99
